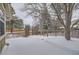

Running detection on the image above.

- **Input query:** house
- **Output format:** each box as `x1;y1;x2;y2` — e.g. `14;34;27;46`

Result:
0;9;5;53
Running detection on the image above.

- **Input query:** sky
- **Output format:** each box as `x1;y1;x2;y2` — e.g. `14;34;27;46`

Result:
11;3;33;26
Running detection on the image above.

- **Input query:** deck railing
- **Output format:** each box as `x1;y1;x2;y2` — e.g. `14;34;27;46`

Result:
0;34;7;53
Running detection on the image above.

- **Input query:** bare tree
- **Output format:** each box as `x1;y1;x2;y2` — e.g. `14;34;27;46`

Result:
51;3;79;40
23;3;51;36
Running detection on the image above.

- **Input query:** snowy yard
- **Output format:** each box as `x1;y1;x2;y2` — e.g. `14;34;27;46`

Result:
1;35;79;55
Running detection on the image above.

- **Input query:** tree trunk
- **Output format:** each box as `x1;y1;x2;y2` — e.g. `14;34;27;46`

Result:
64;11;71;40
64;4;71;40
10;20;14;33
65;27;70;40
47;30;48;37
11;25;13;33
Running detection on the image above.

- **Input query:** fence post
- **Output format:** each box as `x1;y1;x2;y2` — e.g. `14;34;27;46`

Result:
24;25;30;37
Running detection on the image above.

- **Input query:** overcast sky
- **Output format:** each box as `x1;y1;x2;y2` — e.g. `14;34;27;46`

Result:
11;3;33;26
11;3;79;26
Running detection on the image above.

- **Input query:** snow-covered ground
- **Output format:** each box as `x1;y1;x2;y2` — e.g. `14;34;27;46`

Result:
1;35;79;55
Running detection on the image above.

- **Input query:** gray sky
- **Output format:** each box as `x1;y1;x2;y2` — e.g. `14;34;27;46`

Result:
11;3;33;26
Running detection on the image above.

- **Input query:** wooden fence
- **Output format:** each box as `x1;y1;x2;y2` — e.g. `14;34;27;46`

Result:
6;28;79;38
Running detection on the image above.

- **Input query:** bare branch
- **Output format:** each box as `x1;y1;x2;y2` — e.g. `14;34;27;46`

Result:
51;3;65;27
71;19;79;28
